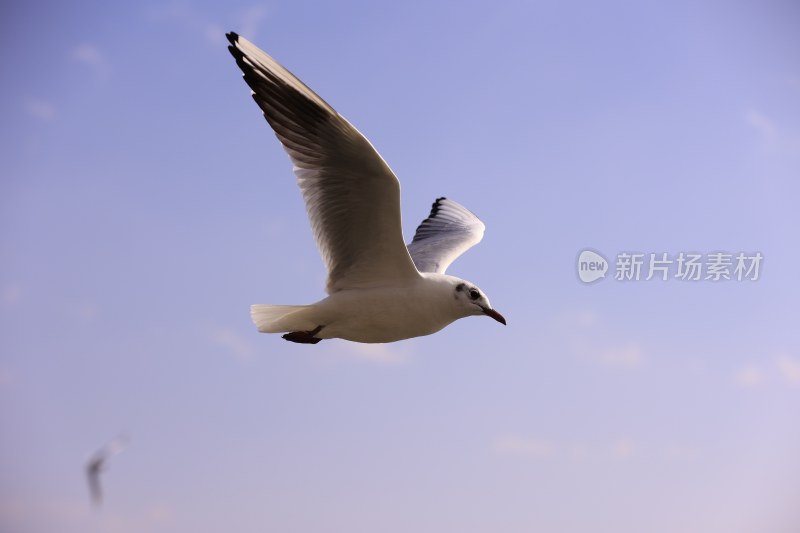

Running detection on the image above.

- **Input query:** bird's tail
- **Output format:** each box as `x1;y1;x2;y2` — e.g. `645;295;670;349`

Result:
250;304;316;333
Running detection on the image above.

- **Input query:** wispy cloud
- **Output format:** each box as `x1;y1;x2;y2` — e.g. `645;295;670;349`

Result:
745;109;800;153
339;342;411;365
211;330;410;365
210;326;255;360
302;338;413;366
598;342;643;367
734;355;800;388
776;354;800;385
238;5;269;40
611;438;637;460
735;364;765;388
69;301;99;323
70;44;111;79
45;300;100;323
745;110;779;143
569;338;646;368
23;98;55;121
555;309;645;368
554;308;599;329
2;284;23;305
145;3;270;45
145;2;225;45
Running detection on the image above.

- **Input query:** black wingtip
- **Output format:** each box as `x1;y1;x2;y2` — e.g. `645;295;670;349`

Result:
428;197;447;217
226;32;243;62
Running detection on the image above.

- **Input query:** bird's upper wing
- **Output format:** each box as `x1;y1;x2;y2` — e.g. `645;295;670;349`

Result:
227;33;421;293
407;197;485;274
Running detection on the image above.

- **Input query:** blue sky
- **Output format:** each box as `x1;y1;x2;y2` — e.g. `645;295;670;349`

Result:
2;1;799;531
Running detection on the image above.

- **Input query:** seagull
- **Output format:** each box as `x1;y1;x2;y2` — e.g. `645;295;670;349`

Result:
86;434;128;506
226;33;505;344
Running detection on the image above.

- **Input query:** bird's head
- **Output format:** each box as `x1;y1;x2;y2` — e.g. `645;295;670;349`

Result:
451;279;506;325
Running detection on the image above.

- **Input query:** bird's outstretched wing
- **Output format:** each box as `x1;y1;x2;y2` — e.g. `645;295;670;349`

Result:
407;197;485;274
85;435;128;507
226;33;421;293
86;456;104;505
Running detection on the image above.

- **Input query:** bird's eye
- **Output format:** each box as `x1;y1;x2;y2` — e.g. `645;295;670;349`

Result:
469;289;480;300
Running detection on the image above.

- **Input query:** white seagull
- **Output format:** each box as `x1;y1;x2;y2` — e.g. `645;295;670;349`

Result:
226;33;505;344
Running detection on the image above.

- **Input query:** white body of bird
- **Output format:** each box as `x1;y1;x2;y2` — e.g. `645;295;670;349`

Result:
252;273;494;343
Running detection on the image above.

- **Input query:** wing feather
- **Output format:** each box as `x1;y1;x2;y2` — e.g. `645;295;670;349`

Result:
227;33;420;292
407;197;485;274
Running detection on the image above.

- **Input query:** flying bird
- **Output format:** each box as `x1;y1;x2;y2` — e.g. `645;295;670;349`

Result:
226;33;505;344
86;435;128;506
